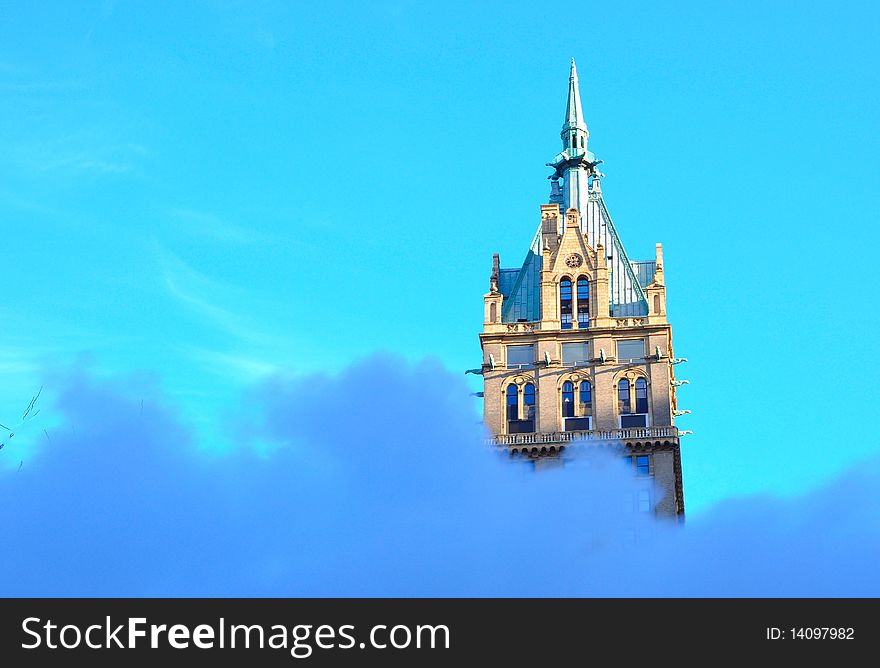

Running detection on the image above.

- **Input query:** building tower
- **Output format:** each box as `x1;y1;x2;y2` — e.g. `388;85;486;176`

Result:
477;60;688;518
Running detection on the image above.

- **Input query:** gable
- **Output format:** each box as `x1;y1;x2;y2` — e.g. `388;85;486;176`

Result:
498;188;651;322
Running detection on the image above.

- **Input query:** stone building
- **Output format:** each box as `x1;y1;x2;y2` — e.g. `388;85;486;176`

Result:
477;60;688;518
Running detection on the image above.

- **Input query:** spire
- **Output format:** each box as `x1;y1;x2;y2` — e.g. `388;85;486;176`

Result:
562;59;587;135
546;59;594;219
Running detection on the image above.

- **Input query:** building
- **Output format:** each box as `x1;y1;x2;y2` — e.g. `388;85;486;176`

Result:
477;60;688;518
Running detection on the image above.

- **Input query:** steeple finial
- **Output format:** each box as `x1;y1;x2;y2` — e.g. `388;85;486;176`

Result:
562;58;587;135
547;59;594;218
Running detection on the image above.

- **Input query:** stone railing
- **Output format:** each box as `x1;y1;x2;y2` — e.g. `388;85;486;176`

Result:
486;425;678;447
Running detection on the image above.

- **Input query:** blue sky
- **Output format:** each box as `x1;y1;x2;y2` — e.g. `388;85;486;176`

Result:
2;0;879;520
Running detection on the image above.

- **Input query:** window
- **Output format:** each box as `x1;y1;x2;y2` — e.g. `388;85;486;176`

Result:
577;277;589;328
653;294;661;314
617;379;631;414
617;339;645;362
579;381;592;415
637;489;652;513
506;345;533;369
635;455;650;476
523;383;535;421
507;383;535;434
560;278;572;329
621;414;647;428
563;379;591;431
506;385;518;421
561;381;575;418
619;376;648;428
635;378;648;414
489;302;497;322
561;342;589;366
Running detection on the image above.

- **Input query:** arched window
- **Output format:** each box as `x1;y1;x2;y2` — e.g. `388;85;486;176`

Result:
523;383;536;422
489;302;497;323
507;384;535;434
618;379;631;414
563;379;592;431
577;276;589;328
618;377;649;428
560;278;573;329
506;385;519;421
635;378;648;414
561;381;575;418
579;381;592;416
653;294;661;314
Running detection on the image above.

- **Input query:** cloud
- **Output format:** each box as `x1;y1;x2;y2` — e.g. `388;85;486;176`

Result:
0;356;877;596
166;208;271;245
156;245;278;347
184;346;279;381
14;140;148;176
154;244;301;383
0;78;87;93
0;190;62;217
585;462;880;596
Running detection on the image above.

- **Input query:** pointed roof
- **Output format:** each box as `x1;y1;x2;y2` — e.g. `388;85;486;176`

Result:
562;59;587;134
498;229;542;323
495;60;650;324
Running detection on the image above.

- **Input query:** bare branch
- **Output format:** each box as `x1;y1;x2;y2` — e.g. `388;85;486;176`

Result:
22;386;43;420
0;387;44;453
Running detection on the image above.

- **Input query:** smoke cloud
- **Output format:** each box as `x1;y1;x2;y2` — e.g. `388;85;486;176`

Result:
1;355;877;596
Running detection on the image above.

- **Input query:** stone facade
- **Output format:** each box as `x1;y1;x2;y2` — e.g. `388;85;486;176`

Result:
477;61;687;518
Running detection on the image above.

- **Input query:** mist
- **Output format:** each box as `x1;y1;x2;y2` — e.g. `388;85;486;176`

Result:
1;355;877;596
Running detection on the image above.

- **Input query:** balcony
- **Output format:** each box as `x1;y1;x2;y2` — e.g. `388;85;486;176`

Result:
486;425;679;454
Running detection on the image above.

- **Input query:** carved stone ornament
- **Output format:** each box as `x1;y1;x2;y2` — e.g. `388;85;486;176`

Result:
565;253;583;268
